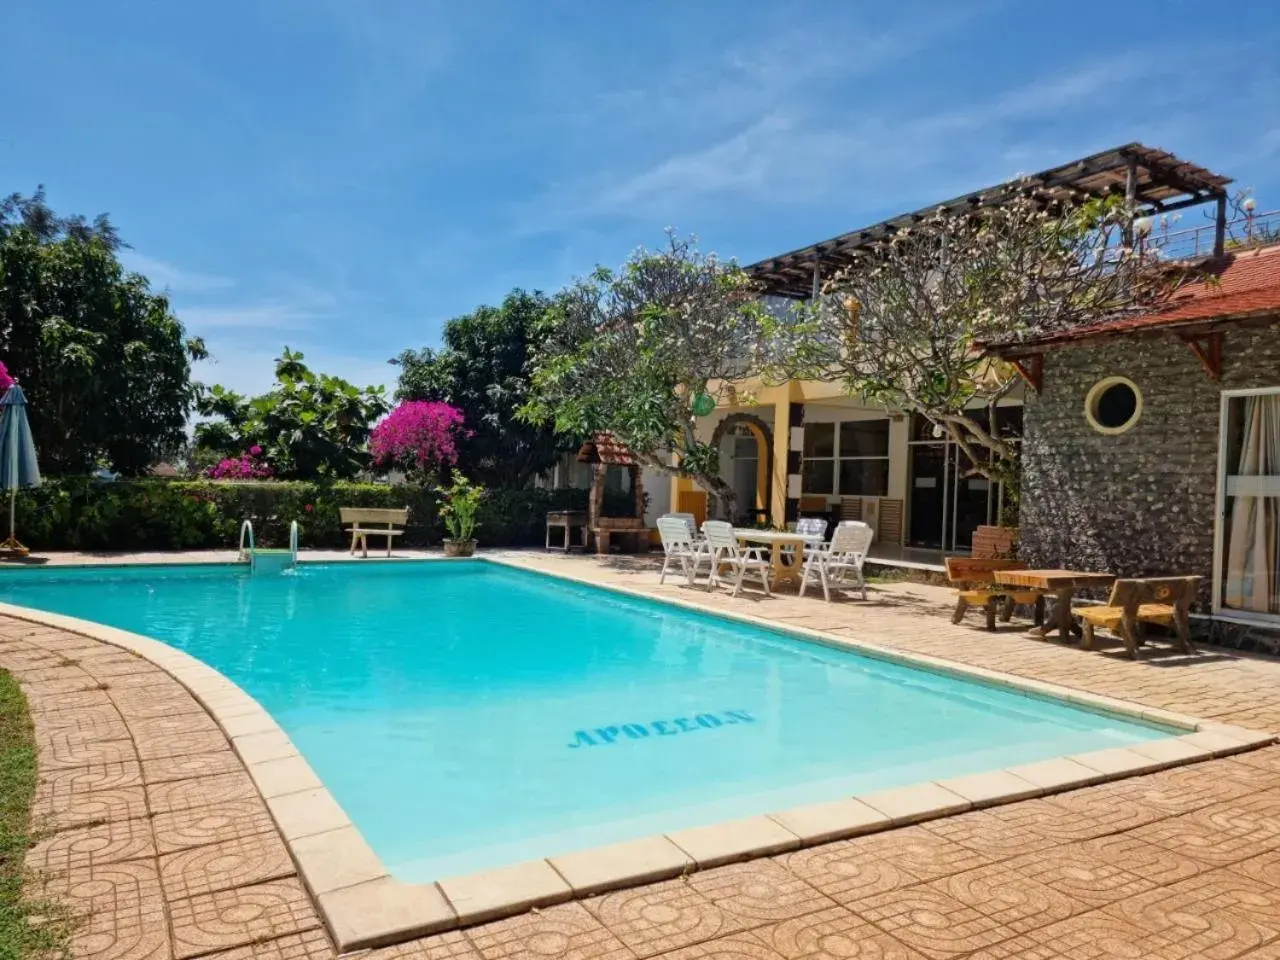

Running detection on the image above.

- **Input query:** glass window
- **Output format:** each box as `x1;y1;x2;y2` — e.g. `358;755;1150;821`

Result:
835;418;891;497
802;459;834;494
910;413;942;443
803;422;835;458
839;459;889;497
1220;392;1280;616
839;420;889;457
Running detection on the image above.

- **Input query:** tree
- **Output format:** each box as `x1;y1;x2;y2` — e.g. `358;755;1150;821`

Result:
369;400;467;480
763;191;1183;500
392;290;570;488
0;188;206;475
522;233;765;516
194;348;388;480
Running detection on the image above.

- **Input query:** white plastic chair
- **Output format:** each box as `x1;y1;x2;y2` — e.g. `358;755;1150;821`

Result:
668;512;703;542
702;520;771;598
794;516;828;544
656;516;709;585
799;521;873;601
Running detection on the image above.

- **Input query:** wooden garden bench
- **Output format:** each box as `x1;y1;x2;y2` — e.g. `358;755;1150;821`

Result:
1078;576;1200;658
340;507;409;558
945;557;1045;631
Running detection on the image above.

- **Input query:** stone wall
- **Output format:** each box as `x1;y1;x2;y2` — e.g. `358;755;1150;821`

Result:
1020;326;1280;617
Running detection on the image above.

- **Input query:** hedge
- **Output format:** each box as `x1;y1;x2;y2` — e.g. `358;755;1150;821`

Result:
12;479;610;551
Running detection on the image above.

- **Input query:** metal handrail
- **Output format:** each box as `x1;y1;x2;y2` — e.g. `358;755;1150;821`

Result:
238;520;255;567
289;520;299;567
1146;209;1280;261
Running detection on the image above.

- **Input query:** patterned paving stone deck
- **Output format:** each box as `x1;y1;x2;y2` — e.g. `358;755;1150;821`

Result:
3;550;1280;959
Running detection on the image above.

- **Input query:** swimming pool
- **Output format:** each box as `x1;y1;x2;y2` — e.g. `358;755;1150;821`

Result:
0;560;1171;880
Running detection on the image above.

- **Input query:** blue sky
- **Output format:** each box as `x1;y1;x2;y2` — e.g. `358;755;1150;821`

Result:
5;1;1279;396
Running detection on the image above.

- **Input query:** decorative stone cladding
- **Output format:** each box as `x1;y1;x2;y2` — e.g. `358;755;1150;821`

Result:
1019;324;1280;652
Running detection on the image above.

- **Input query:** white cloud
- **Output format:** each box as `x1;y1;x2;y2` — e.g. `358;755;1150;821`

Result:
119;251;234;294
518;47;1279;247
178;302;318;332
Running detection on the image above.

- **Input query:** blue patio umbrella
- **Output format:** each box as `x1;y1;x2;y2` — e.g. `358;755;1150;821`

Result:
0;384;41;555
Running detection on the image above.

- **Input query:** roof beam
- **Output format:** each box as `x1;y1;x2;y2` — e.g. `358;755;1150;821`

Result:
1180;332;1223;380
1007;354;1044;392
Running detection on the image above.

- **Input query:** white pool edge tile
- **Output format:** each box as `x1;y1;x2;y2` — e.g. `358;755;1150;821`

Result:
1;572;1275;951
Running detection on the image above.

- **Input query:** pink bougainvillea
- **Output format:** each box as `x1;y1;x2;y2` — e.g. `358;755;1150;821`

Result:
369;401;466;475
0;361;14;391
206;450;273;480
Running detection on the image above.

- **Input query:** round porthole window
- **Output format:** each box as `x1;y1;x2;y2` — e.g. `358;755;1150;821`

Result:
1085;376;1142;435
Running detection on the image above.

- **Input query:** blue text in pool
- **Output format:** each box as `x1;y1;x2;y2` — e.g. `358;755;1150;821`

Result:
566;710;755;748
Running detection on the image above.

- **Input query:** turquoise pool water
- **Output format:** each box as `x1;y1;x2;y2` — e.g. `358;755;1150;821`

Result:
0;560;1168;879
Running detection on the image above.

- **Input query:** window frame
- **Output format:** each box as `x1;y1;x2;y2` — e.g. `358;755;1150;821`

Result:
801;418;891;497
1212;385;1280;622
1084;376;1143;435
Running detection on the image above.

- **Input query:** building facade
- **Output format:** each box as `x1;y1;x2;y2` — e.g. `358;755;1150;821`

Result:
992;243;1280;650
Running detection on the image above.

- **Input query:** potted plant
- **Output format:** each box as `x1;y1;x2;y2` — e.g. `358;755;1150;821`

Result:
437;476;484;557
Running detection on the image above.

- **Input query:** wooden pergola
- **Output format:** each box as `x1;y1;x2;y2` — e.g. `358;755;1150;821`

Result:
747;143;1233;300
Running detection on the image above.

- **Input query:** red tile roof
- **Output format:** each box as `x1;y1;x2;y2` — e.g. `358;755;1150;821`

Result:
993;244;1280;350
576;432;636;466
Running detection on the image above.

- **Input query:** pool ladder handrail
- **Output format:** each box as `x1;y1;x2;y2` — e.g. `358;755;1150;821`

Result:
289;520;299;567
238;520;255;568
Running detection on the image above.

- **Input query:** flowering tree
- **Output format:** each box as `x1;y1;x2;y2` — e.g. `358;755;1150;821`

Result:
522;233;765;517
393;290;572;488
194;349;387;480
763;191;1185;501
205;445;272;480
369;401;467;478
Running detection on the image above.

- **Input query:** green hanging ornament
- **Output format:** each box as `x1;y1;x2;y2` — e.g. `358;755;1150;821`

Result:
692;392;716;417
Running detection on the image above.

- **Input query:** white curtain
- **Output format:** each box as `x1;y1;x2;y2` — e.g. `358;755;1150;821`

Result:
1223;395;1280;614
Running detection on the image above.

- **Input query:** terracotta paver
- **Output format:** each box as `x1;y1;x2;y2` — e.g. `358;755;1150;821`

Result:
465;901;633;959
168;879;322;959
751;905;928;958
4;550;1280;960
151;799;279;854
585;878;737;957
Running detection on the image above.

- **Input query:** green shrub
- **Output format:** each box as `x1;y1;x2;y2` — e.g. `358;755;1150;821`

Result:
14;479;592;551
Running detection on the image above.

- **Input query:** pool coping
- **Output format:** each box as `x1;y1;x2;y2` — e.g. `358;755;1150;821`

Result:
2;559;1275;951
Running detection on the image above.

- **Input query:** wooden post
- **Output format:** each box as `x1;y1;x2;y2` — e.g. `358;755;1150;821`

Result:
1123;157;1138;248
811;259;821;300
1213;193;1228;258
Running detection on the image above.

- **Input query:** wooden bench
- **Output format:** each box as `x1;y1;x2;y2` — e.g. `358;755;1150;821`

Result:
945;558;1045;631
340;507;408;558
1078;576;1200;659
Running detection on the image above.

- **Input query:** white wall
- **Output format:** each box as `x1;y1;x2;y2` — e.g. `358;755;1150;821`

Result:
642;465;670;524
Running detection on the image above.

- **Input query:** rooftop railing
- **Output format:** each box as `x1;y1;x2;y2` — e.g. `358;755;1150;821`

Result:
1145;209;1280;261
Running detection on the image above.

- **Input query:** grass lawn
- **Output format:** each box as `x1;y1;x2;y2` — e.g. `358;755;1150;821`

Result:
0;669;74;960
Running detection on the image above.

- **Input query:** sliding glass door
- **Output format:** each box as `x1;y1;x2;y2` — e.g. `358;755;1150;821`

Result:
1217;389;1280;617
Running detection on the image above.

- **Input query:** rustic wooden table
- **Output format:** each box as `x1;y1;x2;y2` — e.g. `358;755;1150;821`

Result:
994;568;1117;641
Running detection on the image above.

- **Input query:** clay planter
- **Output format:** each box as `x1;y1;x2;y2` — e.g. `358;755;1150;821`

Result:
442;539;477;558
